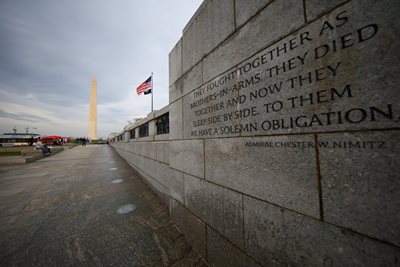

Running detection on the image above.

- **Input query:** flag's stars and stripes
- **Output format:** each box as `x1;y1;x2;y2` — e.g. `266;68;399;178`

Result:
136;76;152;95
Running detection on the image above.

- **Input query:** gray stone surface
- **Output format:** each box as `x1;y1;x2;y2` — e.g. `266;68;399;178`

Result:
319;130;400;246
126;155;174;208
0;147;64;165
202;0;304;82
226;1;400;136
182;67;240;139
0;145;204;266
164;143;170;164
137;135;153;142
184;174;244;249
133;128;139;141
171;199;207;259
170;99;183;140
169;140;204;178
134;142;145;157
170;61;203;103
205;135;320;218
149;120;155;136
235;0;272;28
144;143;156;160
207;226;261;267
305;0;347;21
182;0;235;73
141;172;170;206
154;142;166;162
0;155;29;164
164;167;184;204
155;133;170;141
124;130;130;141
169;38;183;86
244;195;400;266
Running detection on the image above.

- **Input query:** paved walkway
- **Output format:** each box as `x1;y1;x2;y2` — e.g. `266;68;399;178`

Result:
0;145;205;266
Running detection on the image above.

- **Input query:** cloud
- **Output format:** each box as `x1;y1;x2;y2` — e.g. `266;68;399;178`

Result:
0;89;87;136
0;109;44;122
0;0;202;137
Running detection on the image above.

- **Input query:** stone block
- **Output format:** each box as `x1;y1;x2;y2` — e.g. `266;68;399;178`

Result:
146;143;156;160
235;0;272;28
171;198;206;259
135;155;145;171
169;61;202;103
205;135;320;218
140;143;148;158
154;133;169;141
182;67;241;139
305;0;347;21
128;153;142;170
132;142;139;155
130;143;138;154
244;195;400;266
319;131;400;246
137;167;170;207
142;157;155;178
164;143;169;164
169;99;183;140
128;143;134;153
148;120;155;137
169;140;204;178
182;0;235;73
151;160;164;182
147;177;170;207
147;143;155;159
169;39;183;85
225;1;400;136
202;0;304;82
137;136;153;142
157;165;184;204
146;143;154;159
0;156;30;165
137;154;150;175
138;142;145;157
207;226;261;267
184;174;244;249
124;131;130;141
154;142;165;162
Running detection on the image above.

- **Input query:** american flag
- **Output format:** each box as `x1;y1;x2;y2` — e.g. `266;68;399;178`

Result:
136;76;152;95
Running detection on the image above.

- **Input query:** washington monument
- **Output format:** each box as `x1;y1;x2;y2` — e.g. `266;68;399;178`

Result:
88;79;97;139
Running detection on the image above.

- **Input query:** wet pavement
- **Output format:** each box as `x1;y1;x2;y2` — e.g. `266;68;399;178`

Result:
0;145;206;266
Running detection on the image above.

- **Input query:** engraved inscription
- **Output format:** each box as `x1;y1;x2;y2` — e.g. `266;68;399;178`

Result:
184;8;399;138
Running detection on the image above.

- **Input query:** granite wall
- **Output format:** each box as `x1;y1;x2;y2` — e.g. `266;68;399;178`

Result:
111;0;400;265
110;106;176;206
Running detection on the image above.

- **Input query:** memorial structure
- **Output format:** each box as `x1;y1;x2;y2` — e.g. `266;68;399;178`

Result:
110;0;400;265
88;78;97;139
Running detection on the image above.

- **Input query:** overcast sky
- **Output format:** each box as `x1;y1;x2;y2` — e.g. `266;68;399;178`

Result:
0;0;202;137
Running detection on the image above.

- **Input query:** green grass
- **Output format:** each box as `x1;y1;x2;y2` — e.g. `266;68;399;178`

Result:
0;151;22;156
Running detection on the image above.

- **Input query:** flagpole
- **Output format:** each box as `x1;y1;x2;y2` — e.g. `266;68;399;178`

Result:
151;72;153;113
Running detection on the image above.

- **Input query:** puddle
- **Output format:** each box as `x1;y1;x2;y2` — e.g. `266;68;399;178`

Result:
117;204;136;214
111;179;123;184
109;167;118;171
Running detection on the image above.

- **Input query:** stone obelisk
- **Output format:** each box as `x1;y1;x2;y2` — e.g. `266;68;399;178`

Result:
88;79;97;139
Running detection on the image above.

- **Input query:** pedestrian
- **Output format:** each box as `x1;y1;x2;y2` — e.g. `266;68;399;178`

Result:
35;138;51;154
